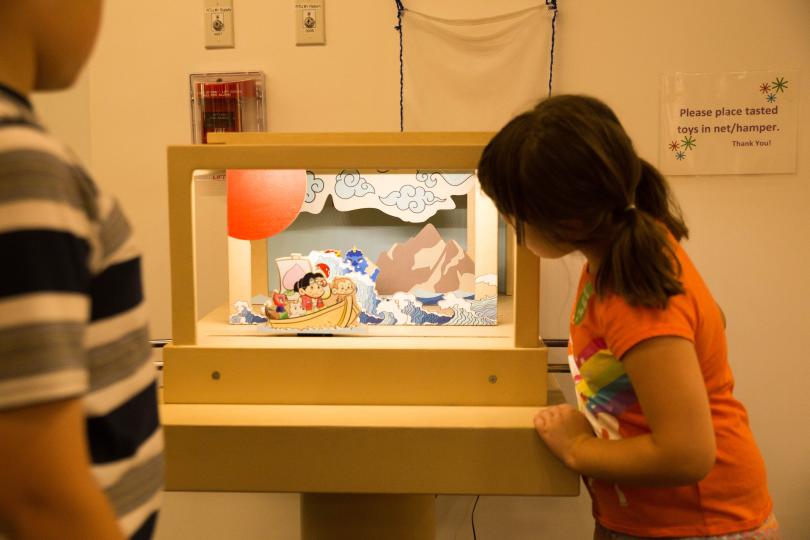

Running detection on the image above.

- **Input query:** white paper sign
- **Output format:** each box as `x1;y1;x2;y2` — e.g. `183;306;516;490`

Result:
660;71;798;176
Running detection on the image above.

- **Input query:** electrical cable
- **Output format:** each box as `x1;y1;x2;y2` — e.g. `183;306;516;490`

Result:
394;0;405;132
471;495;480;539
546;0;558;96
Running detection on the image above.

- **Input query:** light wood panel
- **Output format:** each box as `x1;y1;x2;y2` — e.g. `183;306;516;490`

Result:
161;379;578;495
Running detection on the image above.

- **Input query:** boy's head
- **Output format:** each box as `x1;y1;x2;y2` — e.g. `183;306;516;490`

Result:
3;1;103;92
294;273;325;299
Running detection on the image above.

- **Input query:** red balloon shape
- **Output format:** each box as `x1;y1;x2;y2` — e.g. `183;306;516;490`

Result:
227;169;307;240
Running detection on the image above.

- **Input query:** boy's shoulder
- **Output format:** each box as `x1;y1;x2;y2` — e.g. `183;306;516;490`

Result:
0;93;99;219
1;101;78;167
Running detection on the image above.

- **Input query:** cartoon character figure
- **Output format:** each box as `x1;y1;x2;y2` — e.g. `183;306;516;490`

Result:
344;247;380;281
286;292;306;318
264;290;289;320
315;272;332;303
294;272;327;312
331;277;356;302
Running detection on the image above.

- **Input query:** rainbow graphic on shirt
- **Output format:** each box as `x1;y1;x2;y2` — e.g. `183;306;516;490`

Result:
569;337;637;439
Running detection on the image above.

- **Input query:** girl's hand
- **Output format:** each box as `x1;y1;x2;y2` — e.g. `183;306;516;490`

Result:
533;404;594;469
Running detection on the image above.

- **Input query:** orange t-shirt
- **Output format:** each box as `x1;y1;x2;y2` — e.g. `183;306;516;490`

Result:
568;239;772;537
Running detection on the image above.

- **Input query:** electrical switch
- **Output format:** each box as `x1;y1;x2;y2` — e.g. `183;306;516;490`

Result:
205;0;235;49
295;0;326;45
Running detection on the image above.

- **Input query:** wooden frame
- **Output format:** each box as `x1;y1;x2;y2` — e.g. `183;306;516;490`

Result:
161;133;577;510
164;132;545;406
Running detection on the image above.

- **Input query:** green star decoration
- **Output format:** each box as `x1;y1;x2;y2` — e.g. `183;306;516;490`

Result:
771;77;788;93
681;135;697;151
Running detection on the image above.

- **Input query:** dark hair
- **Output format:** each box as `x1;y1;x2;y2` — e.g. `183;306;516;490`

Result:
478;95;689;309
294;272;321;293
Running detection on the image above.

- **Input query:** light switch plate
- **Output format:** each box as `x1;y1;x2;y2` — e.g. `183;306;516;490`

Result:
205;0;235;49
295;0;325;45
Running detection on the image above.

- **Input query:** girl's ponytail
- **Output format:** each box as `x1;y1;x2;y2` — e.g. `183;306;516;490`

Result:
595;160;689;309
635;159;689;241
595;205;684;309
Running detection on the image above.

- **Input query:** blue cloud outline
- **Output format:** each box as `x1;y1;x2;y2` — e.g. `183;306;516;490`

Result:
378;184;446;214
305;171;325;203
335;169;375;199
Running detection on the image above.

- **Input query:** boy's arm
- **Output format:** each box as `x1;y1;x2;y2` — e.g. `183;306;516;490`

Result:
0;398;126;540
535;336;716;486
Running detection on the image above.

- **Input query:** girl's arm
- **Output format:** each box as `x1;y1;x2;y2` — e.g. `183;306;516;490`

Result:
535;336;716;486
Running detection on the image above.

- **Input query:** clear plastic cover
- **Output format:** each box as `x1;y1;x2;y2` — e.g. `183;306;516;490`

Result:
190;71;266;143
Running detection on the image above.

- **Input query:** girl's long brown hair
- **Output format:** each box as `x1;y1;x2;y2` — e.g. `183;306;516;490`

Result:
478;95;689;309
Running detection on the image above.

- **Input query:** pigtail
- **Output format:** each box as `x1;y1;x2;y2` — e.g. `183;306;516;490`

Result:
635;159;689;241
595;208;684;309
593;159;688;308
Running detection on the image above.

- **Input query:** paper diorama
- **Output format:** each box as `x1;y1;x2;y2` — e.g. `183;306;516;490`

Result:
226;169;498;331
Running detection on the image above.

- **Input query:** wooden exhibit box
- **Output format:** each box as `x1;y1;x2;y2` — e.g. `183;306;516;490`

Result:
164;132;548;407
162;133;577;517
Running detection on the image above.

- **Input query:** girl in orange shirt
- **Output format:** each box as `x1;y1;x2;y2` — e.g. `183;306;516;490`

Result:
477;95;777;539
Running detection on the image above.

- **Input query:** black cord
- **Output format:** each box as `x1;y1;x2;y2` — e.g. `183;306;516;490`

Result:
471;495;480;539
394;0;405;132
546;0;558;96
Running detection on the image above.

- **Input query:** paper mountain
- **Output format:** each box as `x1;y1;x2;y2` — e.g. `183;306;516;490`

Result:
374;224;475;295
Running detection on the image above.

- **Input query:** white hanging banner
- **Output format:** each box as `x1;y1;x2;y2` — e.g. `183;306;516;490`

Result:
660;71;798;176
402;5;553;131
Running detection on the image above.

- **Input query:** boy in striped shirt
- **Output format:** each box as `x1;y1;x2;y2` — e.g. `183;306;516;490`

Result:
0;2;163;539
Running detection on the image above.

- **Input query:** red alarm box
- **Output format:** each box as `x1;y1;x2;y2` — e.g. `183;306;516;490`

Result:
190;72;265;144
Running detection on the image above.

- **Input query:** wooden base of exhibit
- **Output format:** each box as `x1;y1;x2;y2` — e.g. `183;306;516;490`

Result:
161;378;577;496
300;494;435;540
161;376;578;540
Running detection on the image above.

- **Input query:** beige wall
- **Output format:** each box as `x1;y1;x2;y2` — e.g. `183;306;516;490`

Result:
32;0;809;538
32;73;92;166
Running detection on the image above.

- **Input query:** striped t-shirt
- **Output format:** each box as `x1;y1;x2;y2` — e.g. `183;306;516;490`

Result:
0;85;163;539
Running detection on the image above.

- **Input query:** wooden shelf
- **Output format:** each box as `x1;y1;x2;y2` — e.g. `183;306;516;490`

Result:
161;377;579;496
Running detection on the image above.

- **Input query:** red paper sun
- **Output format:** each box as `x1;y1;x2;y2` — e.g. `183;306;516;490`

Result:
227;169;307;240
